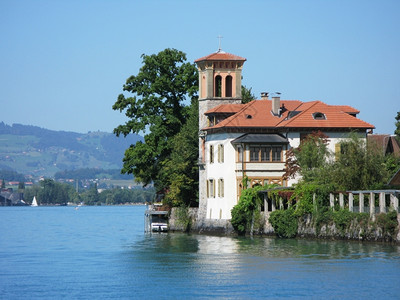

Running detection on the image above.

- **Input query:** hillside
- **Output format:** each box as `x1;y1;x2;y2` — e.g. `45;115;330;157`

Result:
0;122;143;178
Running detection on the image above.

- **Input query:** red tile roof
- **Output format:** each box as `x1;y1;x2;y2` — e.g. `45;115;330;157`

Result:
195;50;246;62
205;104;244;114
203;99;374;131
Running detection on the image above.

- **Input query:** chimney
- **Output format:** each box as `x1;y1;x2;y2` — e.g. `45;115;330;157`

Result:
272;96;280;115
260;92;269;100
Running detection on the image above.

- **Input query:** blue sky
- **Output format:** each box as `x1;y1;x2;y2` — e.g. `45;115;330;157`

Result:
1;0;399;134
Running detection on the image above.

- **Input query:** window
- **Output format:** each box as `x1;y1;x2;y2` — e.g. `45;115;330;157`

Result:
218;178;224;197
215;75;222;97
218;144;224;163
225;75;232;97
312;112;326;120
272;147;282;161
237;146;243;162
207;179;215;198
249;145;283;162
250;146;260;161
210;145;214;163
260;146;271;161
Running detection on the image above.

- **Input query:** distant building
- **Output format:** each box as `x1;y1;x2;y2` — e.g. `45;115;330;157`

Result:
195;49;375;220
0;188;27;206
368;134;400;157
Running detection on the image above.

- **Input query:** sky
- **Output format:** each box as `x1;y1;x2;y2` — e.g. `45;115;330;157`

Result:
1;0;399;134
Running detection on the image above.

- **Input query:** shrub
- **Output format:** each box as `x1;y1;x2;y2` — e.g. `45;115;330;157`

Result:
269;208;298;238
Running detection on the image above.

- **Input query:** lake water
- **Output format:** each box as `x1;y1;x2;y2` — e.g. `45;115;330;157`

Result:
1;206;400;299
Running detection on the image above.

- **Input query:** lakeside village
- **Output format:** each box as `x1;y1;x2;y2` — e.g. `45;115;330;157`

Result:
0;177;154;207
147;48;400;242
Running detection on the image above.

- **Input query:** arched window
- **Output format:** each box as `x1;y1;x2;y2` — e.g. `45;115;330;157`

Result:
312;112;326;120
225;75;232;97
215;75;222;97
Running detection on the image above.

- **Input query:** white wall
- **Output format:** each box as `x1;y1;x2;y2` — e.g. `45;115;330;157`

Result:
205;132;241;219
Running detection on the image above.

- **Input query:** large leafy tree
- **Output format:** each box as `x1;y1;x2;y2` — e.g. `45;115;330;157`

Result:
160;99;199;207
333;134;388;190
284;131;330;182
112;48;198;192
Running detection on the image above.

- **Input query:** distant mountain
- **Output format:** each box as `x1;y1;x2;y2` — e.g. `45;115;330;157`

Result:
0;122;143;178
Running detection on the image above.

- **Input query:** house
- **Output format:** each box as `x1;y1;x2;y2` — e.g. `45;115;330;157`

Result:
195;49;375;221
367;134;400;157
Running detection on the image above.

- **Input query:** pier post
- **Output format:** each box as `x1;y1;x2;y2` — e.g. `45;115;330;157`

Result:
272;196;276;211
370;192;375;216
379;192;386;213
359;193;364;213
349;193;354;212
339;193;344;209
390;193;399;212
264;194;267;217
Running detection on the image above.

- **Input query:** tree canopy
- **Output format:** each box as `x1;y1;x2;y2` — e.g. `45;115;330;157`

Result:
112;48;199;204
285;132;389;191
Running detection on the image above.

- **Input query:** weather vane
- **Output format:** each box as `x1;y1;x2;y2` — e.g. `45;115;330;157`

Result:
217;35;223;52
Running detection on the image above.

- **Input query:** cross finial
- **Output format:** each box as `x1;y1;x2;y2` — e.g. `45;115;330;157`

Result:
217;35;223;52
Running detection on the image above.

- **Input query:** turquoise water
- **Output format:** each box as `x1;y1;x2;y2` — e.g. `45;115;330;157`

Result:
1;206;400;299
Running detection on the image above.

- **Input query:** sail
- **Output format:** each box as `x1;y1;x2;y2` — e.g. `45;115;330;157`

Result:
31;196;38;207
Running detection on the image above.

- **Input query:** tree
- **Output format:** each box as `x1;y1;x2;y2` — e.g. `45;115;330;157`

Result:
284;131;330;183
160;99;199;207
112;49;198;191
241;85;256;104
332;134;388;190
395;111;400;142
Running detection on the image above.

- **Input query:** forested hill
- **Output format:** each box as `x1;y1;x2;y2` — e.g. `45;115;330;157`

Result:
0;122;143;178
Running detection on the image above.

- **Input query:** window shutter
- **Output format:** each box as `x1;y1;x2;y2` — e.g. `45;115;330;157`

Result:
335;143;341;160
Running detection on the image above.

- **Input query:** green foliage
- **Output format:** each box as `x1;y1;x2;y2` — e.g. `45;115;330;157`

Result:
55;168;133;181
384;154;400;181
333;134;388;190
269;208;298;238
0;123;141;178
161;99;199;207
175;205;192;232
375;210;399;240
241;85;256;104
332;209;354;234
231;185;266;235
284;131;330;182
112;48;198;193
0;170;25;182
23;180;154;206
286;132;390;191
23;179;75;205
395;111;400;142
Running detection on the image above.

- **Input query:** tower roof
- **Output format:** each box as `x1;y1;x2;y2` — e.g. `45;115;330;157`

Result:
195;50;246;63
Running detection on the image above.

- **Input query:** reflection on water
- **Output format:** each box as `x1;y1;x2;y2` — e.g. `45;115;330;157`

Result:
2;206;400;299
127;233;400;299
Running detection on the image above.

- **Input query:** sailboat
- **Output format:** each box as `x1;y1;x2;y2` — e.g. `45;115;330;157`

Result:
31;196;38;207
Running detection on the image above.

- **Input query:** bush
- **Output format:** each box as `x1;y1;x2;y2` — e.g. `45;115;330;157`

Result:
375;210;398;240
269;208;298;238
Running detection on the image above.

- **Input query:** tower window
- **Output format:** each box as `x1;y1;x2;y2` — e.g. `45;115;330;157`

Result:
215;75;222;97
225;75;232;97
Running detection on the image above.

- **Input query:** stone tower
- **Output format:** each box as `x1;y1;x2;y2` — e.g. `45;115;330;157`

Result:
194;49;246;222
